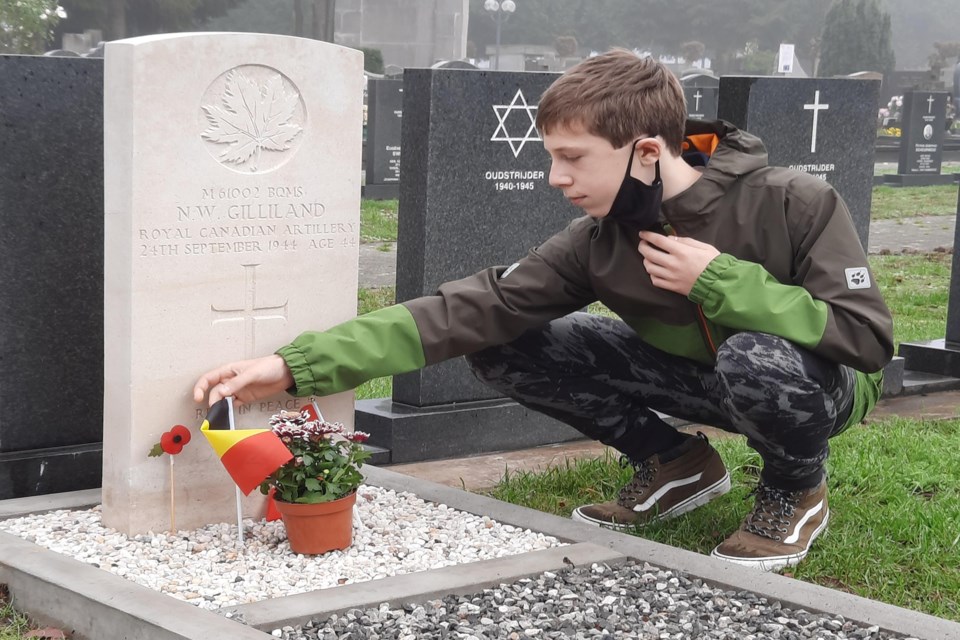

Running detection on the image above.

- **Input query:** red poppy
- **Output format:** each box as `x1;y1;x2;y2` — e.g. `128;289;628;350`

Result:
160;425;192;455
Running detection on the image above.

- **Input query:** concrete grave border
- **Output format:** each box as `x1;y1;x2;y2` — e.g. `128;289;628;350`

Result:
2;466;959;639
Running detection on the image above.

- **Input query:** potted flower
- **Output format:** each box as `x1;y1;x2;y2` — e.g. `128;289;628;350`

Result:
260;408;371;554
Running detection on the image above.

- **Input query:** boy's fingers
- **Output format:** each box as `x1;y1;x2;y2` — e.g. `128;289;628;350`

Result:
638;231;672;249
207;382;227;406
192;375;214;403
674;236;710;250
193;364;240;404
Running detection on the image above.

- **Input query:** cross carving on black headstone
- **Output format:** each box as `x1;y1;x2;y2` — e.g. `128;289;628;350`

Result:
803;90;830;154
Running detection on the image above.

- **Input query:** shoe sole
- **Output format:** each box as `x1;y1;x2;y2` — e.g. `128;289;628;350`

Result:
709;508;830;572
571;472;732;531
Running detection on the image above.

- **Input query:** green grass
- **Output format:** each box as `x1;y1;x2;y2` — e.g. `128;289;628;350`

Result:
360;199;398;242
870;252;950;350
488;417;960;621
0;586;32;640
357;286;395;315
870;184;958;220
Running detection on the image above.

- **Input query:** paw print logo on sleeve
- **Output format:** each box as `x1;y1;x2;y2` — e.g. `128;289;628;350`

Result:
844;267;871;290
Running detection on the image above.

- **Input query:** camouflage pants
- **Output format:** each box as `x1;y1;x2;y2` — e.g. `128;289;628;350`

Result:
466;312;856;490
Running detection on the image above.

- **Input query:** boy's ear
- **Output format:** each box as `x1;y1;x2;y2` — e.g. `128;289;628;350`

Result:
633;137;663;165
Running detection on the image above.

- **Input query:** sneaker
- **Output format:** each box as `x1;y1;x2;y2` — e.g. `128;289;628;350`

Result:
711;479;829;572
572;433;730;530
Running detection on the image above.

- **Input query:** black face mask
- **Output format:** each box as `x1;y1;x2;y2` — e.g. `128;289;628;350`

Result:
606;143;663;234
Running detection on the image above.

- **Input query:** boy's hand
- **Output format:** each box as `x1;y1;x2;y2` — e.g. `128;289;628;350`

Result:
638;231;720;296
192;355;295;407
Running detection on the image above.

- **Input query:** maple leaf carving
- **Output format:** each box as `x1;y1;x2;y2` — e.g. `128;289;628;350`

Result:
201;70;303;171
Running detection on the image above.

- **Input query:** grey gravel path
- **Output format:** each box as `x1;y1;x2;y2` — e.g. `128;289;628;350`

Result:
271;561;912;640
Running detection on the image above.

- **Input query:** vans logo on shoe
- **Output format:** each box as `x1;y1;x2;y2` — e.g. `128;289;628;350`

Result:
632;473;702;512
783;499;825;544
844;267;871;290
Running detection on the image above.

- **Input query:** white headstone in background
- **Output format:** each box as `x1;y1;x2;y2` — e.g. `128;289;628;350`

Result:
103;32;362;535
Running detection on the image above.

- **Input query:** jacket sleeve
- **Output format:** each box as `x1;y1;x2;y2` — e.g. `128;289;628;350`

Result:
277;221;597;395
277;304;426;397
404;221;597;365
688;186;894;373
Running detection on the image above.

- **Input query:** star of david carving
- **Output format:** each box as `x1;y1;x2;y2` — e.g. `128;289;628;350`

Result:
490;89;541;158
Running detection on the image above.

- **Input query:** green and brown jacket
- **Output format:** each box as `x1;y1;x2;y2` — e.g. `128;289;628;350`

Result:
278;120;894;431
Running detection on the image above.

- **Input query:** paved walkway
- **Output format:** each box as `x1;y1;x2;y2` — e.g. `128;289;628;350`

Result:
359;215;957;289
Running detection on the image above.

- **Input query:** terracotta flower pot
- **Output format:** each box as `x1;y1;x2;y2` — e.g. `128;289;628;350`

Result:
273;491;356;555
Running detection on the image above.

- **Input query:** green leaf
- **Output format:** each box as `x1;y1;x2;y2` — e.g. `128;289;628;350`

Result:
147;443;164;457
304;477;322;491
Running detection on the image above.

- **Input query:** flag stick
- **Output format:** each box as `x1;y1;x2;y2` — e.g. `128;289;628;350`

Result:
310;399;325;423
169;456;176;532
227;397;244;547
235;486;244;546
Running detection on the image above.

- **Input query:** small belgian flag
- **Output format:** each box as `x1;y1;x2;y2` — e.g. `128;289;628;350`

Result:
200;397;293;495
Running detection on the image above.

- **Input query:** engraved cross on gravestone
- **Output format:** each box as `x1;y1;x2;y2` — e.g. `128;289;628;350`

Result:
211;263;289;358
803;90;829;154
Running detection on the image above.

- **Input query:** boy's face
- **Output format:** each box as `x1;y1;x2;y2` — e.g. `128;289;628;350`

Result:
543;122;633;219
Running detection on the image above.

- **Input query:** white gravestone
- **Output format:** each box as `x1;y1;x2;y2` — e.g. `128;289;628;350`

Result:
103;33;362;535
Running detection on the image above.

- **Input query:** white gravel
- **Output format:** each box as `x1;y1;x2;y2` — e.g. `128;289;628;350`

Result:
0;485;562;610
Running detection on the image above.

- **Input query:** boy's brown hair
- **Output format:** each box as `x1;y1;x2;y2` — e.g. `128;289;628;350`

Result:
536;49;687;155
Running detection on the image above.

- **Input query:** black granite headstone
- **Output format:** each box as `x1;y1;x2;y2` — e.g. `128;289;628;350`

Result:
718;76;879;251
363;78;403;200
355;68;586;462
884;91;952;186
682;73;719;121
683;86;719;121
0;55;104;498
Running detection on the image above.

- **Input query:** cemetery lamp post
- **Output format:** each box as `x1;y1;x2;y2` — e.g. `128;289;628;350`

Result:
484;0;516;70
